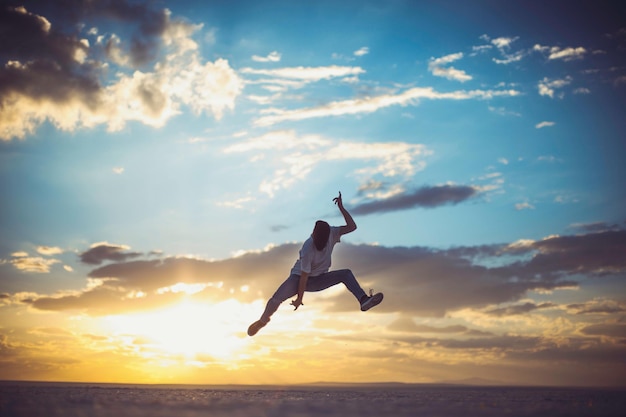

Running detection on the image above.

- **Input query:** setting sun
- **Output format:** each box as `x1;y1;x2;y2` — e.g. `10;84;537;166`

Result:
100;299;252;361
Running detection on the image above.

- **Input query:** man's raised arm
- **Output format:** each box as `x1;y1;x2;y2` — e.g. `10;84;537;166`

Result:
333;191;357;235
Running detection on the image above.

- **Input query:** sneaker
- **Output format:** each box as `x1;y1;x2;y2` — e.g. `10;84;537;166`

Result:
247;318;269;336
360;290;383;311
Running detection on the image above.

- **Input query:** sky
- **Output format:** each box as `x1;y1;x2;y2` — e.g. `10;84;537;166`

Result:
1;0;625;387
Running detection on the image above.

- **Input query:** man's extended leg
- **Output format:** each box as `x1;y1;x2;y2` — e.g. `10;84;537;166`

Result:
306;269;383;310
306;269;367;301
248;270;382;336
248;274;299;336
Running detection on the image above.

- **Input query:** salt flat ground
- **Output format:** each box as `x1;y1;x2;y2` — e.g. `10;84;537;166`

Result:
1;382;624;417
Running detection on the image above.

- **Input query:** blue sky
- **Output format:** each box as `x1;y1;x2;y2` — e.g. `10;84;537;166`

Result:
1;0;625;386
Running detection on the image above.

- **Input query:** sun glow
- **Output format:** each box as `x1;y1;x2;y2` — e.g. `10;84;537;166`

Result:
101;299;252;361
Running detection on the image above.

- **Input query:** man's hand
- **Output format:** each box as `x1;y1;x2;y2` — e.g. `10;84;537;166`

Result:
290;297;304;310
333;191;344;208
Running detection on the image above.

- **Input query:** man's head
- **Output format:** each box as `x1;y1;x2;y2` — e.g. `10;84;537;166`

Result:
312;220;330;251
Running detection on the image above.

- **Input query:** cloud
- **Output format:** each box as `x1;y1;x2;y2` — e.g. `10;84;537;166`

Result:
253;86;520;126
538;76;573;98
223;130;330;153
388;319;473;334
533;44;587;61
0;2;243;140
350;184;480;216
29;228;626;318
485;302;556;316
488;106;521;117
1;253;60;273
79;243;142;265
493;50;525;65
490;36;519;49
224;130;430;197
580;323;626;338
483;36;525;64
568;299;626;315
216;195;256;210
240;65;365;104
354;47;369;57
36;246;63;256
535;121;555;129
498;229;626;281
515;202;535;211
568;221;622;233
428;53;472;82
240;65;365;81
252;51;282;62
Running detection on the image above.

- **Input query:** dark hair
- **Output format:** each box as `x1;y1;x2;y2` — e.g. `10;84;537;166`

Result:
312;220;330;251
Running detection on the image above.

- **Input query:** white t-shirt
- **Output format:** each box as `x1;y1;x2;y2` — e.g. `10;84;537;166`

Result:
291;226;342;277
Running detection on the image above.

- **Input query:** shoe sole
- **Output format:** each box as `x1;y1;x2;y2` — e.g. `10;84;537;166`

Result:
361;293;384;311
247;320;268;336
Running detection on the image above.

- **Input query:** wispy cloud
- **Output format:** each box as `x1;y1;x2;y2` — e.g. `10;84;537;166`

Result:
535;121;555;129
252;51;282;62
354;47;369;57
489;36;519;49
36;246;63;256
254;86;519;126
224;130;430;197
0;253;60;273
481;35;526;65
240;65;365;81
493;50;525;65
533;44;587;61
538;76;573;98
515;201;535;211
240;65;365;104
489;106;521;117
428;52;472;82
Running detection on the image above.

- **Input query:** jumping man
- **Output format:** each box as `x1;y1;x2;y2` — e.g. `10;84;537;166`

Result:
247;191;384;336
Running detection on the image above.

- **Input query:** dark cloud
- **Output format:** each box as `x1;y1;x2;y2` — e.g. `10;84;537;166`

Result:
79;243;142;265
436;335;542;350
503;230;626;278
485;302;556;317
388;318;470;334
270;224;290;232
0;4;80;64
568;221;623;233
581;324;626;338
350;185;479;216
0;5;100;102
567;299;626;315
0;1;190;140
30;228;626;317
504;338;626;365
1;0;168;67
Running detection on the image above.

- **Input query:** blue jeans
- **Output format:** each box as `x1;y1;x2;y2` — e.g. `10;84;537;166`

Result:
260;269;368;322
